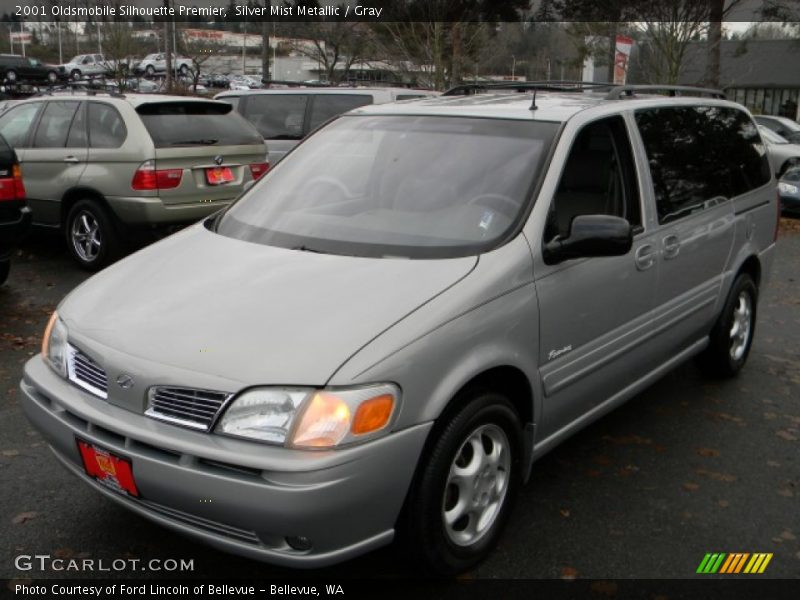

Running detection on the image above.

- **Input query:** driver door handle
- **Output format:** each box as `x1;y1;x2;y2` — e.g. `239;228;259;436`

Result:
63;156;80;163
634;243;656;271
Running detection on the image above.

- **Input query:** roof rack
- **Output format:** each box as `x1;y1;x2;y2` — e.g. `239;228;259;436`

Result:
442;80;615;96
604;85;726;100
442;81;727;100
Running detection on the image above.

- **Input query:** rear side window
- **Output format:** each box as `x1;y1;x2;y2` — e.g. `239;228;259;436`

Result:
137;101;263;147
67;102;87;147
0;102;42;148
636;106;770;224
88;103;127;148
241;94;308;140
33;101;80;148
308;95;372;131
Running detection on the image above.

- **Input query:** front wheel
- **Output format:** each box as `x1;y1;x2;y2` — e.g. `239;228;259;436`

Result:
70;69;81;81
65;199;121;271
145;65;156;77
47;70;58;84
698;273;758;377
398;391;522;575
179;64;189;76
5;69;17;83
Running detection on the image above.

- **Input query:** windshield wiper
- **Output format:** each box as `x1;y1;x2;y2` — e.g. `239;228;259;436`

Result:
170;138;219;145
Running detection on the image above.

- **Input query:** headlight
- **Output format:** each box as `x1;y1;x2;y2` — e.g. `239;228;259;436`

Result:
42;311;68;377
778;182;799;195
216;383;400;449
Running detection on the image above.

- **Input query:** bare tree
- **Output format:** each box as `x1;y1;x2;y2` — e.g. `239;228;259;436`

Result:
181;34;225;93
634;1;708;84
287;21;370;84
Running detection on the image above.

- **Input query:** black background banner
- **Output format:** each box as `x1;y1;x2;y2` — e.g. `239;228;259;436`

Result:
3;579;800;600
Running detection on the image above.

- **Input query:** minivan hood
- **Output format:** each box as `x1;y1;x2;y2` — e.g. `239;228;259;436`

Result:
59;224;477;386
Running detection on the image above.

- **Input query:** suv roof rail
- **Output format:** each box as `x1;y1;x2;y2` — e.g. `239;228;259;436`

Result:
604;85;726;100
442;80;615;96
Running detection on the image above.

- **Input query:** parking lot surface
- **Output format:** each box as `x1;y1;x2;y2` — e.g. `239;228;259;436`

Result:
1;225;798;580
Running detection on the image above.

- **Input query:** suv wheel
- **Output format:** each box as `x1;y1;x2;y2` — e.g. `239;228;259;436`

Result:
70;69;81;81
145;65;156;76
5;70;17;83
66;200;120;271
698;273;758;377
399;390;522;575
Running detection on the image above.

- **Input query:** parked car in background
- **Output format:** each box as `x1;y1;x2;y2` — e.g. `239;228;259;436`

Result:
215;87;437;163
755;114;800;143
0;133;29;285
20;85;777;575
758;125;800;177
0;93;268;270
133;54;192;77
778;167;800;215
59;54;128;81
0;54;63;84
208;74;230;89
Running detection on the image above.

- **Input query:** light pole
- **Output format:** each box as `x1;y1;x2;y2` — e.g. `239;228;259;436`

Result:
511;54;515;80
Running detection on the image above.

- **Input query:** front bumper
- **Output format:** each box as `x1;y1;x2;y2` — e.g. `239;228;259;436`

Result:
20;356;431;568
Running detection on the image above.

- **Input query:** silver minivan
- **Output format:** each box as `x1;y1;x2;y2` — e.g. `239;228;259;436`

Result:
0;93;268;269
21;85;778;575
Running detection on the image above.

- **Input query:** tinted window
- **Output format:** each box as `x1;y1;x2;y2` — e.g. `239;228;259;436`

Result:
547;116;641;241
217;116;558;259
397;94;426;101
308;95;372;131
88;103;127;148
0;102;42;148
636;106;770;224
241;94;308;140
33;101;80;148
66;102;87;147
137;101;262;147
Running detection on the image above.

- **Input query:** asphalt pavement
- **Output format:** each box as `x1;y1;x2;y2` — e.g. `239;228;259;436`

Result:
1;225;798;581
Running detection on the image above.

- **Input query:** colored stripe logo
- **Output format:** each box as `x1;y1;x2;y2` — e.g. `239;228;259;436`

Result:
697;553;773;574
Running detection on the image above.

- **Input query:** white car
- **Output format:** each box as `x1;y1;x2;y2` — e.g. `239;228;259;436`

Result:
134;53;192;77
60;54;121;80
758;126;800;177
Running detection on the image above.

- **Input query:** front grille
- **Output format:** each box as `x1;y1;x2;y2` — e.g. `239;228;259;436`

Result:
146;387;231;431
67;345;108;399
138;499;261;545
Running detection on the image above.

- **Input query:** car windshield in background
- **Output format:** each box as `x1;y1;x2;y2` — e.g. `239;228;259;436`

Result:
216;115;558;258
759;127;790;145
136;102;263;147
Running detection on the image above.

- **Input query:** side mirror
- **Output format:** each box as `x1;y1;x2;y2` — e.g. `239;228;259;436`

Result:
544;214;633;264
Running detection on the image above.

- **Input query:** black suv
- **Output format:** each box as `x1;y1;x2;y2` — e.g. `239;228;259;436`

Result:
0;133;30;285
0;54;62;85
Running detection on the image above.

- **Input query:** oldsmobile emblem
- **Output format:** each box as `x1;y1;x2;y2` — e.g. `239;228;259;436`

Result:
116;374;135;389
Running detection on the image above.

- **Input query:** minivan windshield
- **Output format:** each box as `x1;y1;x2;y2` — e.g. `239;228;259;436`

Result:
216;115;557;258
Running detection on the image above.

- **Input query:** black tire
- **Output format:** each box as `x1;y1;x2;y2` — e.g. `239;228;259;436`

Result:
179;64;189;76
0;259;9;286
398;390;523;576
65;199;121;271
47;70;58;84
5;69;17;83
145;65;156;76
70;69;81;81
698;273;758;377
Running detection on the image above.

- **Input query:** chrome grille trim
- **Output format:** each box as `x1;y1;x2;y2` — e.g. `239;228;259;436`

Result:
146;386;231;431
66;344;108;399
